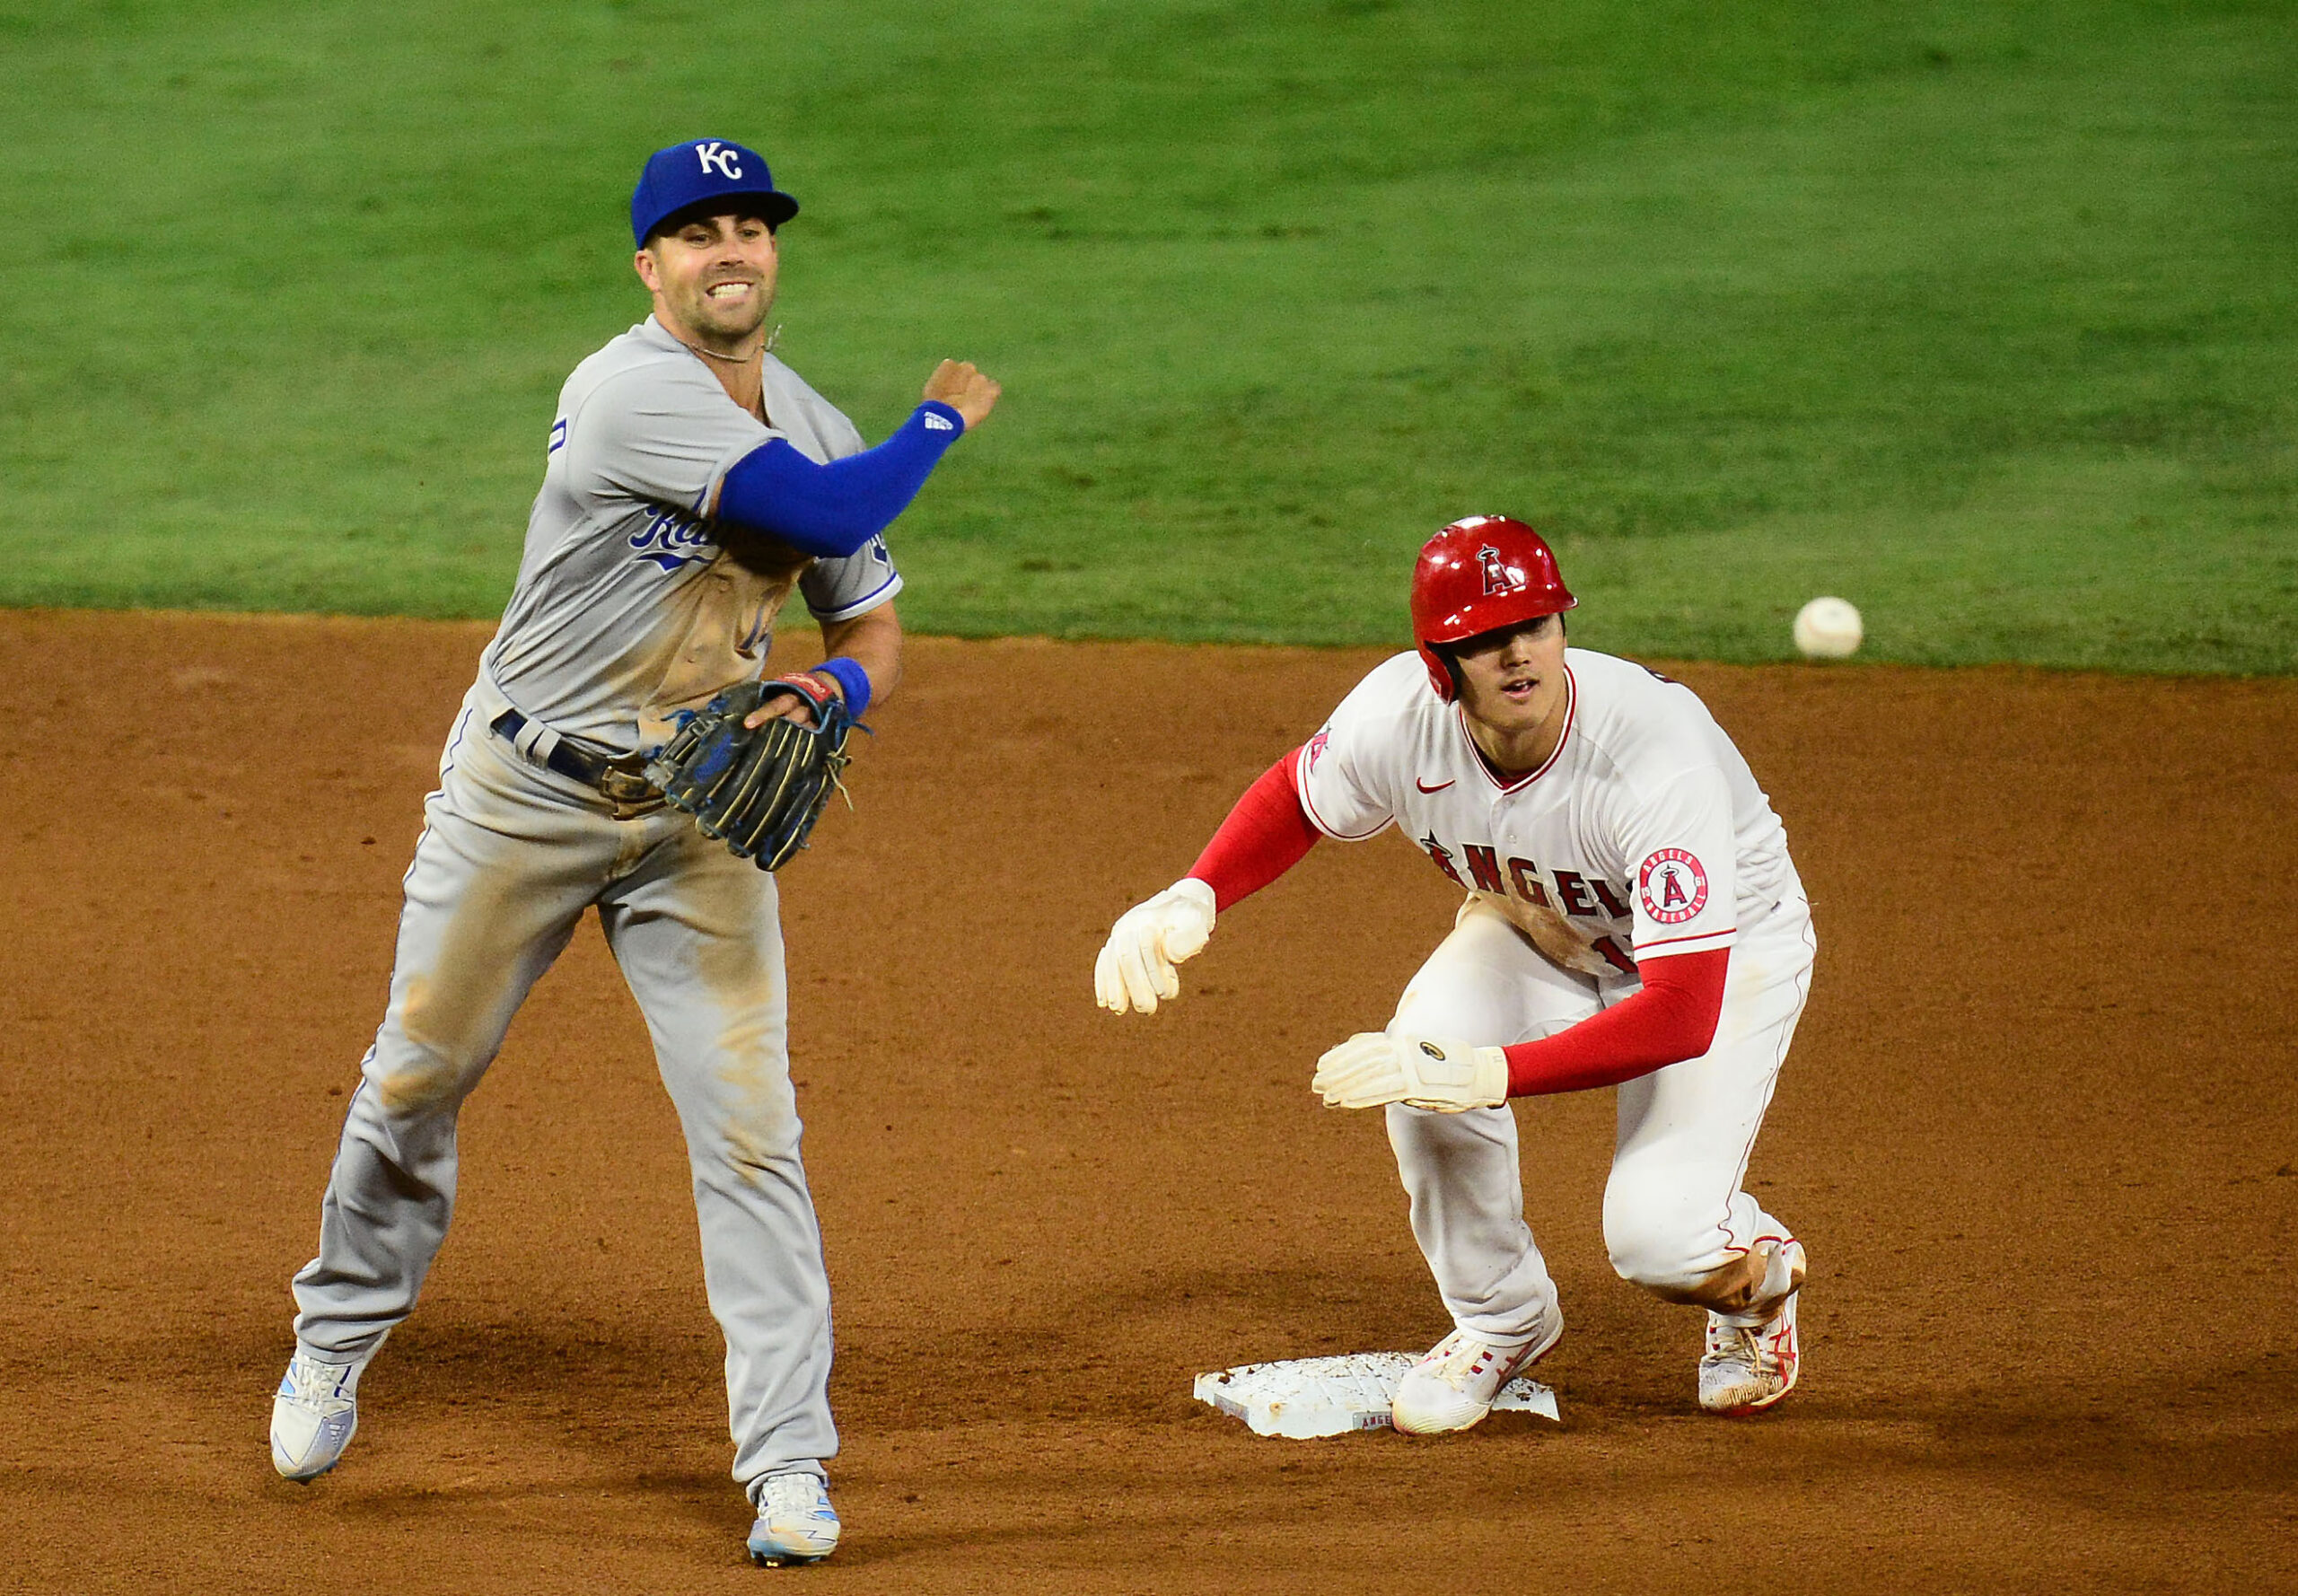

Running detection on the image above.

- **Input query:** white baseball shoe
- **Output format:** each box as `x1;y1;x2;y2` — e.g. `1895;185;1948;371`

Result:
1390;1307;1565;1436
271;1350;367;1481
1698;1241;1805;1415
747;1471;841;1566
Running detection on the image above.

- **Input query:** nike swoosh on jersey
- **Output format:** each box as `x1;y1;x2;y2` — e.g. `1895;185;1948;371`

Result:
1416;777;1455;793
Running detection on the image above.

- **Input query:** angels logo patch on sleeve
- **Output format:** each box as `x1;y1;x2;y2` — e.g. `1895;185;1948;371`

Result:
1637;847;1709;925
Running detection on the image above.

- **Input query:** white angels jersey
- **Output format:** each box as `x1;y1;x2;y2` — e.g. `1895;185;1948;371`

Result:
1296;649;1802;980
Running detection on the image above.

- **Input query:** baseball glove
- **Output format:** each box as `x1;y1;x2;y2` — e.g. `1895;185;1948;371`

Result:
644;675;862;871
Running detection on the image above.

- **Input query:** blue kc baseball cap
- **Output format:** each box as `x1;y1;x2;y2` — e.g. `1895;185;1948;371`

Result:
630;138;799;246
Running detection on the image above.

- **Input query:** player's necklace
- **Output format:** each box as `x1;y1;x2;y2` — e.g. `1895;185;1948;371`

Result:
682;339;759;365
678;322;780;365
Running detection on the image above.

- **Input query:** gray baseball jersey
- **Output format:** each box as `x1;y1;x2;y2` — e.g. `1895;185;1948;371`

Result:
481;315;902;753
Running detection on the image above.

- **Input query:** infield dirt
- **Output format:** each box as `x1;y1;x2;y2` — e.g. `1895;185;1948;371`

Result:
2;611;2291;1593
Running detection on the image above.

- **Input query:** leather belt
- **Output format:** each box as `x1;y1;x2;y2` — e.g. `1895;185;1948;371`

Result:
488;708;662;811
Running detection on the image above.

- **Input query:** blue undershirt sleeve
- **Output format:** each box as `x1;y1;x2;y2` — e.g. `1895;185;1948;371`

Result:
714;400;965;558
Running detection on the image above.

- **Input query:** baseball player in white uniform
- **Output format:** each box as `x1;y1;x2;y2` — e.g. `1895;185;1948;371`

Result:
1096;516;1813;1432
268;139;999;1567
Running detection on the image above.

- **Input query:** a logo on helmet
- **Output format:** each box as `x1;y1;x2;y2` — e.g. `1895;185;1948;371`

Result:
1478;545;1523;597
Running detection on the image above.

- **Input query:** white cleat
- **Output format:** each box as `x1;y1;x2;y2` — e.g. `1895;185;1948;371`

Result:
1699;1241;1805;1415
271;1351;366;1481
1390;1308;1565;1436
747;1471;841;1566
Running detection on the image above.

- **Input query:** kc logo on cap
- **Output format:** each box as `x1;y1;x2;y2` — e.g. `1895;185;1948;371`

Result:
693;140;744;180
631;138;800;245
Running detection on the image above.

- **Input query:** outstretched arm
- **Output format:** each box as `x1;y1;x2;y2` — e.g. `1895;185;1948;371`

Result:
1499;947;1727;1093
1185;750;1322;908
709;361;1001;559
1311;948;1731;1110
1094;749;1323;1014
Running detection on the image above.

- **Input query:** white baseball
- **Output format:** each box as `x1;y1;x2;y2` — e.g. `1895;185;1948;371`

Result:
1792;596;1862;659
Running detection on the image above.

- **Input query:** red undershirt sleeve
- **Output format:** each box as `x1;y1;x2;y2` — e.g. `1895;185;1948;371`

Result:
1185;753;1727;1094
1501;947;1730;1097
1186;750;1322;912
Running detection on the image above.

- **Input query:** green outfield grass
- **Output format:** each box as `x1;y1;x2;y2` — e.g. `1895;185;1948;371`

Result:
3;0;2292;671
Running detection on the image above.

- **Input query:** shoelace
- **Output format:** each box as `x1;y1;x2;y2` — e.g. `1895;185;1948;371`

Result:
758;1476;832;1519
285;1358;355;1412
1705;1321;1765;1368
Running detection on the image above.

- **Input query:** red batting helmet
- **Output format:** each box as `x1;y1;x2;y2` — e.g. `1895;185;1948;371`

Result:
1410;514;1577;700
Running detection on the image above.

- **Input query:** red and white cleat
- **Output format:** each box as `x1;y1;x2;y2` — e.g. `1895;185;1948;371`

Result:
1390;1307;1565;1436
1698;1241;1804;1415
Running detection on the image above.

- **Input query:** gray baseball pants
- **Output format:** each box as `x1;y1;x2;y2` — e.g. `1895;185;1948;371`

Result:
288;686;836;1487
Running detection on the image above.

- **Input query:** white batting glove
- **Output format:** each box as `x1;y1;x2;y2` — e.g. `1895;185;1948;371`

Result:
1311;1031;1510;1112
1094;878;1217;1014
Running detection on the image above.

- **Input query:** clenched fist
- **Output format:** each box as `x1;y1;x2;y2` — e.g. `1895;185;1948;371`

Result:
922;359;1000;431
1093;878;1216;1014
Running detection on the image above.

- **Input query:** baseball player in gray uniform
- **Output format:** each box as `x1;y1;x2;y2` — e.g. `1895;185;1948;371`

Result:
268;138;999;1568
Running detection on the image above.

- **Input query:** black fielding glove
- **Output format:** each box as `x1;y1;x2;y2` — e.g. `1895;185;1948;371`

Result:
645;675;861;871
